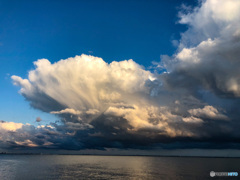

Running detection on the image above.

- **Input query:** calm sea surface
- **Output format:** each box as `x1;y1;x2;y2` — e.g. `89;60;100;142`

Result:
0;155;239;180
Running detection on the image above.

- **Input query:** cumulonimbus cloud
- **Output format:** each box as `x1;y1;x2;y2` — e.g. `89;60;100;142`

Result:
5;0;240;151
161;0;240;98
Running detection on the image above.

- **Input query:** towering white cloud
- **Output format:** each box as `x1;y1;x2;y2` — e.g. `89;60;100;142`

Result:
12;55;168;131
12;55;153;112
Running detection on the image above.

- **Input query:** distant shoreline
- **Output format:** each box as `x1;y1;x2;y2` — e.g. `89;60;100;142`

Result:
1;153;240;158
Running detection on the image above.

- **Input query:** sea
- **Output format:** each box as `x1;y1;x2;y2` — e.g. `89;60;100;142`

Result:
0;155;239;179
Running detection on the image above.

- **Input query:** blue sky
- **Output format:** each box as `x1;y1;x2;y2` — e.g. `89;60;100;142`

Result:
0;0;196;124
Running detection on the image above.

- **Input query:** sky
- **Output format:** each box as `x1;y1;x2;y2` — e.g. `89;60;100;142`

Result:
1;0;240;156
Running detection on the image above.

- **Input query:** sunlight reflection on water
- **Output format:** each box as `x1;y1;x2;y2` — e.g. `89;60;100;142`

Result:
0;155;239;180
